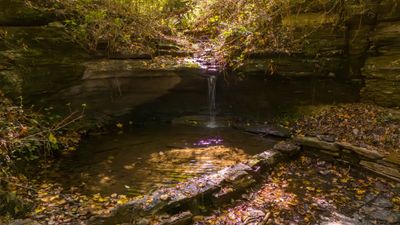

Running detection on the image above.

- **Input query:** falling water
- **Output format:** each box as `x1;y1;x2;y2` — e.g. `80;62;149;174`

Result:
207;75;217;128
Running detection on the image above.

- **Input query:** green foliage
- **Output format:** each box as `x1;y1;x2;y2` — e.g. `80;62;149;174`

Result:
0;91;84;217
182;0;370;70
31;0;191;54
29;0;373;69
0;97;82;164
0;188;29;218
181;0;319;69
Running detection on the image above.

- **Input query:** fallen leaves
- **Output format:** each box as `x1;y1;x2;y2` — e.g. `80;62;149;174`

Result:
289;104;400;154
355;188;366;195
195;155;400;225
27;182;136;224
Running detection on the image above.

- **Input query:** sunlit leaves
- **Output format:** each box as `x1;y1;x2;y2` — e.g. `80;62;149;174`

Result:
48;133;58;145
197;155;400;224
34;0;175;53
30;181;136;224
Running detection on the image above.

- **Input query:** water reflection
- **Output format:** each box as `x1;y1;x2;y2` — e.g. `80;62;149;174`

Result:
193;138;223;147
60;146;249;196
48;126;277;196
127;146;248;194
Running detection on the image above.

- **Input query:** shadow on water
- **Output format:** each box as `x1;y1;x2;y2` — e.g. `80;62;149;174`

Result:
26;68;361;125
25;69;361;196
127;74;361;124
47;125;279;196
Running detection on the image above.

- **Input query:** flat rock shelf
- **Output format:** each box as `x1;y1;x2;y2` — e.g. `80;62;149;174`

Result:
294;136;400;182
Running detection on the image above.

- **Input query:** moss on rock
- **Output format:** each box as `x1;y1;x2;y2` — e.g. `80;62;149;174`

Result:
0;0;54;26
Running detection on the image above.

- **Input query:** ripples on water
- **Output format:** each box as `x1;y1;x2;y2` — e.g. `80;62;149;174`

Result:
49;126;277;196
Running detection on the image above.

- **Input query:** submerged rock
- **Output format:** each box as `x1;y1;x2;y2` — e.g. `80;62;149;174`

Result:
172;115;232;128
237;124;291;138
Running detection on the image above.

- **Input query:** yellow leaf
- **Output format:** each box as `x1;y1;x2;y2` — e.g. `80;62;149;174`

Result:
117;195;128;205
392;196;400;205
48;133;57;145
57;199;67;205
97;197;107;202
356;189;366;195
35;206;46;214
340;177;350;183
306;187;315;191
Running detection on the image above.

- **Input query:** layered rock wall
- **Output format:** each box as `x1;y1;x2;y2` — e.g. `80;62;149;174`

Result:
240;0;400;107
0;1;90;97
1;1;399;107
361;0;400;107
0;0;54;26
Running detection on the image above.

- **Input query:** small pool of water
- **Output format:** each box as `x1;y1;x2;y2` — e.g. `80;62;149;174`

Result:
44;125;278;196
23;68;361;197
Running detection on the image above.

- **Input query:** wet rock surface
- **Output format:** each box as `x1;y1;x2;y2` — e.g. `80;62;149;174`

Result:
172;115;232;128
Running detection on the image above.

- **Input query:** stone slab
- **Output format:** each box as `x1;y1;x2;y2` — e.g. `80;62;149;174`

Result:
337;142;384;160
294;136;340;152
360;160;400;180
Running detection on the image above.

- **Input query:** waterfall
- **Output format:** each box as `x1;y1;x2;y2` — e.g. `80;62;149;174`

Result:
207;75;217;128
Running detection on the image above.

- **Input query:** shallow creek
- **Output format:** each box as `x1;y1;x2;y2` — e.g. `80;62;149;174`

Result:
46;125;277;196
